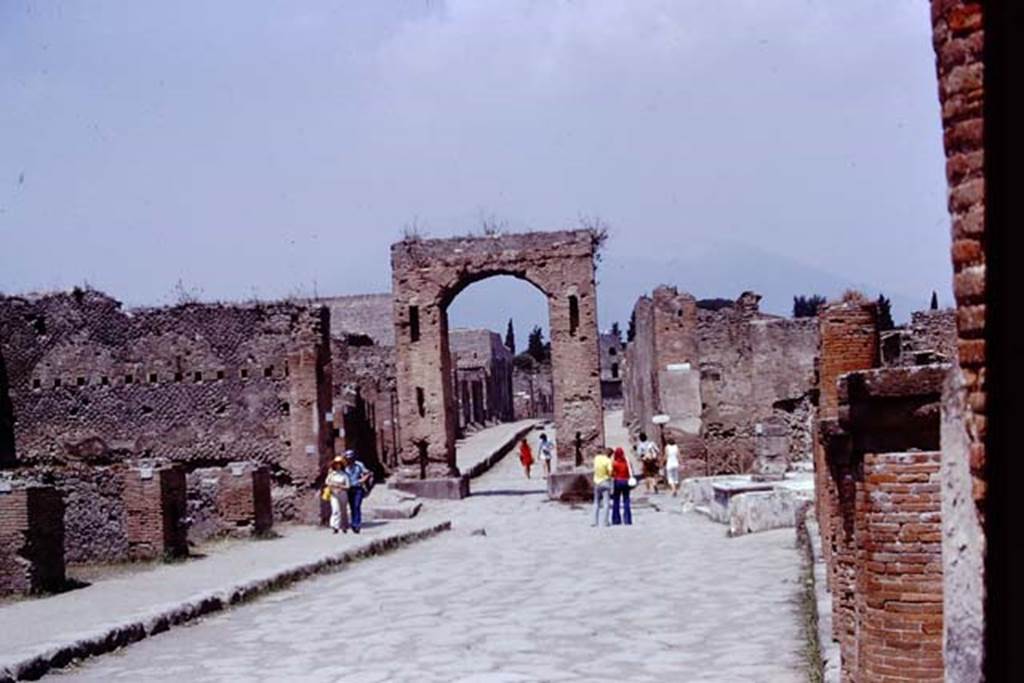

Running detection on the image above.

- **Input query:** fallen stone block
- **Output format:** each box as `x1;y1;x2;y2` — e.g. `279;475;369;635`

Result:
547;470;592;503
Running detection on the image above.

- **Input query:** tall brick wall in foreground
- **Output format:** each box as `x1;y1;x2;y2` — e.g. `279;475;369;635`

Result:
0;484;65;596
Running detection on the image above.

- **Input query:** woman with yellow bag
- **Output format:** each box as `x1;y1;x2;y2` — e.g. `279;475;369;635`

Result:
323;455;350;534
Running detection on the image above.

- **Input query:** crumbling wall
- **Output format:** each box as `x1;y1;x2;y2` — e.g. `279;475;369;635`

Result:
0;483;65;596
331;340;397;475
450;329;514;430
0;289;334;530
623;289;817;477
929;3;985;681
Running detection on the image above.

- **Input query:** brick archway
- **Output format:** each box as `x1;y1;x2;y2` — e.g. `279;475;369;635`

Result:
390;230;605;482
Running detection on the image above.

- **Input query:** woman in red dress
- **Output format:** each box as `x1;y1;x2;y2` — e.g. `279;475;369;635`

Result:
519;438;534;479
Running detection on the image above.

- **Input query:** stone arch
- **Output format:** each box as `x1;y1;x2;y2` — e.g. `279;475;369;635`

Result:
390;230;605;483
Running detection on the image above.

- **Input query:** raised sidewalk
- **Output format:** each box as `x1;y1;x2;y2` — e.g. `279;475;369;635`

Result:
0;517;450;681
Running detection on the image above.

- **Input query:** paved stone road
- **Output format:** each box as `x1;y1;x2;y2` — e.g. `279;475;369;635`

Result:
57;415;805;682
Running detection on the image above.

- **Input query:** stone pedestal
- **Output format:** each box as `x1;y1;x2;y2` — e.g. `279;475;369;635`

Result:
752;420;789;481
389;476;469;500
217;462;273;536
0;482;65;596
547;469;593;503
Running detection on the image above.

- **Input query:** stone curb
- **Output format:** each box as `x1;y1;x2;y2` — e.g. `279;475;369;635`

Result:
801;515;840;683
0;521;452;682
463;422;539;480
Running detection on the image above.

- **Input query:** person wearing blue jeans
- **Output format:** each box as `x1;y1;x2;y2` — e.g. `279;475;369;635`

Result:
343;450;371;534
610;447;633;525
592;449;613;527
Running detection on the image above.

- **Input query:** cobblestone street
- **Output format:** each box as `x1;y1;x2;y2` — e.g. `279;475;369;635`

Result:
56;416;805;682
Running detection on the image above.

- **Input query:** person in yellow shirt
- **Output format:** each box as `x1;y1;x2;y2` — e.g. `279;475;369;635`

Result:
592;448;614;527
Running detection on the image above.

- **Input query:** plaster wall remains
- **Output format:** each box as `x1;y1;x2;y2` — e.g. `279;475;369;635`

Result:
928;3;986;680
623;288;817;478
391;230;604;479
317;293;395;346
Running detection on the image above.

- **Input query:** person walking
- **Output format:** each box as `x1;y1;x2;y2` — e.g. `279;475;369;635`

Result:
324;455;350;534
519;438;535;479
611;447;633;525
636;432;661;494
343;449;372;534
538;433;554;476
664;437;682;497
592;447;613;527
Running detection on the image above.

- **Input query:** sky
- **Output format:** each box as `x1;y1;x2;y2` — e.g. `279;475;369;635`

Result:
0;0;952;339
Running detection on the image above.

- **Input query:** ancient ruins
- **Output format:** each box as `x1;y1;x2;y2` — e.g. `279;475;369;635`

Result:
0;0;1004;680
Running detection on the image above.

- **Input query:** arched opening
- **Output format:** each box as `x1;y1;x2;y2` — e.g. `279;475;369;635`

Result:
445;275;552;466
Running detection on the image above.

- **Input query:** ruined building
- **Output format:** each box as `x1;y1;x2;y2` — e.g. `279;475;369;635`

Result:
623;287;818;477
449;329;514;434
599;331;624;404
0;289;332;573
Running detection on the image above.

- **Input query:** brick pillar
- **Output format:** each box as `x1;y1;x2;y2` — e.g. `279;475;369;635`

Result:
122;464;188;561
0;483;65;596
856;452;944;681
813;300;879;680
217;462;273;536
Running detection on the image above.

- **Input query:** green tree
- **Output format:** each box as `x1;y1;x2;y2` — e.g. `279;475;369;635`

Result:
876;293;895;330
610;321;622;344
504;318;516;355
527;326;548;363
627;310;636;342
930;291;939;310
792;294;826;318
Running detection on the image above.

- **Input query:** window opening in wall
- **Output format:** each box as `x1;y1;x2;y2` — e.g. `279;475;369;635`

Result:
569;295;579;336
609;348;617;356
409;305;421;342
264;366;274;378
53;378;62;388
174;372;183;382
76;376;86;386
216;369;225;381
280;401;290;415
611;363;619;379
148;372;158;384
416;387;426;417
100;376;109;386
240;368;249;380
32;378;41;389
417;441;429;480
124;375;133;384
141;405;153;415
284;363;289;377
194;371;202;383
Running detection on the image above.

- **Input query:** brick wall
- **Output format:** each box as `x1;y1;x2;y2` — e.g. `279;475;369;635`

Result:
0;484;65;596
856;451;944;682
216;463;273;536
122;464;188;561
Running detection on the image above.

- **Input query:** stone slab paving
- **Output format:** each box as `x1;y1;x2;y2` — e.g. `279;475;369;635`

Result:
55;412;806;682
0;517;452;681
456;419;543;478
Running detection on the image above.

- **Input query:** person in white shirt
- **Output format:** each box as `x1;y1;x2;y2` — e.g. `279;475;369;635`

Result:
324;456;350;534
636;432;661;494
538;433;555;476
663;437;681;497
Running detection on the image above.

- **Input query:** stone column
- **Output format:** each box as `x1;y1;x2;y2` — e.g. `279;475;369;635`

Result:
548;283;604;471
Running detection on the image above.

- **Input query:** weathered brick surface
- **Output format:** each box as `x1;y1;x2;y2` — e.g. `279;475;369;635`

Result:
390;231;604;477
0;290;333;524
122;464;188;561
450;329;514;430
624;288;817;478
856;452;944;682
930;0;985;511
0;484;65;596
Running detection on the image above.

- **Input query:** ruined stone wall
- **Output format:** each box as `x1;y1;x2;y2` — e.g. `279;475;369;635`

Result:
929;3;985;681
623;289;816;477
318;293;395;346
331;340;397;474
0;289;334;546
450;329;514;428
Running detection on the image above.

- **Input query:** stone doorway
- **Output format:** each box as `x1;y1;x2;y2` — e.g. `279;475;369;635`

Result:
390;230;605;485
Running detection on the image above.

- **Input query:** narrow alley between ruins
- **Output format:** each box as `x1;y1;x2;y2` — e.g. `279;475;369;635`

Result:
55;413;806;683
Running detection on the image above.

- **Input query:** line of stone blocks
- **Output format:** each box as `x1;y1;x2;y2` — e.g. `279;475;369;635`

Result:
0;482;65;596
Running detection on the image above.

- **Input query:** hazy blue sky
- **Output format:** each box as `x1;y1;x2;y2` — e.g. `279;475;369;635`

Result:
1;1;952;339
